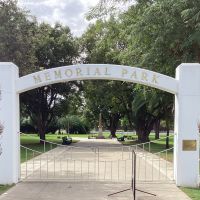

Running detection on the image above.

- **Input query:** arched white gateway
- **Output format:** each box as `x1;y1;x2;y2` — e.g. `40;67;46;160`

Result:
0;62;200;188
16;64;178;94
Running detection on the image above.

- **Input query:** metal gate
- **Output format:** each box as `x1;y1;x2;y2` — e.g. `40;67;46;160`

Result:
20;137;174;183
20;145;132;181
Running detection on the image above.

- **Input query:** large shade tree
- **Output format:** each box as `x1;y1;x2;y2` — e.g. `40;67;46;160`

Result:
21;23;78;142
0;0;36;75
80;19;136;137
83;0;198;141
83;80;135;137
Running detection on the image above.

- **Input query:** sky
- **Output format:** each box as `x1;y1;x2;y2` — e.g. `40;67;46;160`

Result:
18;0;99;37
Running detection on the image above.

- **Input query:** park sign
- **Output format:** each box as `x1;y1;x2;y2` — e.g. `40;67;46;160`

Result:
0;62;200;188
16;64;178;94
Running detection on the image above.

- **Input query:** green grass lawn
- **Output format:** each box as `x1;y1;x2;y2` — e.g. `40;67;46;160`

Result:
21;133;79;144
69;132;129;138
0;185;14;195
181;187;200;200
120;133;174;162
20;134;79;163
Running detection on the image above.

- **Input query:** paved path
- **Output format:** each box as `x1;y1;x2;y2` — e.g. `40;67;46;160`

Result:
0;139;191;200
0;181;191;200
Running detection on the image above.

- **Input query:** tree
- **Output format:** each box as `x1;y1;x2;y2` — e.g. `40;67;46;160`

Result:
132;87;155;142
81;18;124;65
59;115;89;135
87;0;133;20
117;0;200;142
21;23;79;142
80;18;136;137
0;0;36;75
118;0;200;74
83;80;135;137
131;85;174;142
86;0;200;142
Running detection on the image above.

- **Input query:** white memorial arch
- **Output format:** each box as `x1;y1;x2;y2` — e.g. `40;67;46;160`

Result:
0;62;199;187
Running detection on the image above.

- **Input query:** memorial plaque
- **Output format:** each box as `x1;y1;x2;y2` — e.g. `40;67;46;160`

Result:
182;140;197;151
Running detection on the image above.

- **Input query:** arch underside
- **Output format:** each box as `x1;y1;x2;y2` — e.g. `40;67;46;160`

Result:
16;64;178;94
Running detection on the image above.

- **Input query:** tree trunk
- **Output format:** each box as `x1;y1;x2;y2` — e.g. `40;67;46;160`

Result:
135;118;155;143
38;121;46;144
137;130;150;143
166;121;170;149
110;128;117;138
154;119;160;139
39;130;46;144
109;113;120;138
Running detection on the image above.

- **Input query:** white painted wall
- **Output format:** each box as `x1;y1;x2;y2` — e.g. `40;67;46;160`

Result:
174;63;200;187
0;63;20;184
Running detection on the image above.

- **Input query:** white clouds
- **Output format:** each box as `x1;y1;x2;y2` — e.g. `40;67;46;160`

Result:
18;0;99;37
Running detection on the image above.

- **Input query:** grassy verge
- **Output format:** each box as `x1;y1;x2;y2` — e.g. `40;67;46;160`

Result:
0;185;14;195
120;133;174;162
181;187;200;200
20;134;79;144
20;134;79;163
68;132;130;138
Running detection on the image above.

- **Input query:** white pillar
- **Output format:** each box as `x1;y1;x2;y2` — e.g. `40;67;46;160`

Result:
0;63;20;184
174;63;200;187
